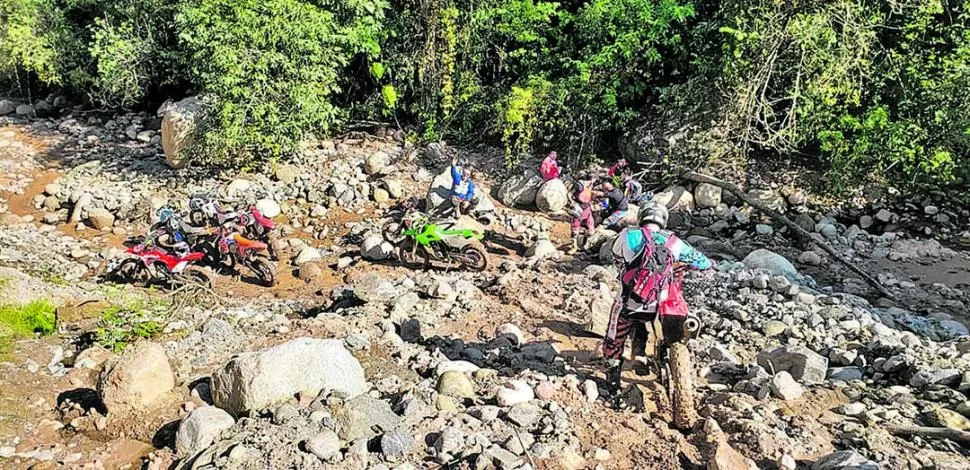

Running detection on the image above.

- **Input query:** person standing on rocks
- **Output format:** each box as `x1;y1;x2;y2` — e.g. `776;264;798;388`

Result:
602;203;715;395
568;177;596;254
540;151;561;181
449;157;477;218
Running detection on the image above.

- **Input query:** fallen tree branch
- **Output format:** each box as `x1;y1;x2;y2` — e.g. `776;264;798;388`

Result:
680;169;894;300
886;425;970;444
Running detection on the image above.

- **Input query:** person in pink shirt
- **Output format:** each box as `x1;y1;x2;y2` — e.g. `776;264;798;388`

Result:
539;151;561;180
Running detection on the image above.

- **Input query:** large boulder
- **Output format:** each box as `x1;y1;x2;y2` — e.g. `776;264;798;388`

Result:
364;151;390;175
97;342;175;413
175;406;235;456
426;168;456;215
757;345;828;384
497;169;543;207
0;100;15;116
585;282;614;336
652;186;694;212
694;183;722;209
86;208;115;230
211;338;367;416
535;178;568;212
742;249;798;279
160;96;203;169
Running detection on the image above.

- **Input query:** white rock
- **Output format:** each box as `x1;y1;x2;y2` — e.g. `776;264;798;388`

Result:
494;323;524;345
255;199;281;218
211;338;367;416
360;235;394;261
770;371;804;401
496;379;535;407
525;239;558;259
175;406;235;456
293;246;322;266
535;178;568;212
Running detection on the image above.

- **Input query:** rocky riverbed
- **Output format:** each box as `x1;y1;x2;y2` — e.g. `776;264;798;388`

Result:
0;100;968;469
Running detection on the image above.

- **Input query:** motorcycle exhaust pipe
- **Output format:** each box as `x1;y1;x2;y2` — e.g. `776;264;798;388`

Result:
684;315;701;334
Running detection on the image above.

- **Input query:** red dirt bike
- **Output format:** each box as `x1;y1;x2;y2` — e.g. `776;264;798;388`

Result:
645;264;701;430
106;231;211;288
206;225;277;287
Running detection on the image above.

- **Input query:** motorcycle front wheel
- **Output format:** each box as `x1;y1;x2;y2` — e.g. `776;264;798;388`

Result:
248;256;277;287
398;240;429;270
667;342;697;431
456;244;488;271
381;219;404;244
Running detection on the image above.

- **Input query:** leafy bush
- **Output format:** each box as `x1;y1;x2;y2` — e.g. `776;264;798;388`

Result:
95;302;165;352
0;300;57;337
176;0;387;165
0;0;76;89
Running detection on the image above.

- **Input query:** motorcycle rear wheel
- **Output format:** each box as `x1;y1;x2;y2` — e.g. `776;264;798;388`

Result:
456;244;488;271
249;256;277;287
667;342;697;430
398;240;429;270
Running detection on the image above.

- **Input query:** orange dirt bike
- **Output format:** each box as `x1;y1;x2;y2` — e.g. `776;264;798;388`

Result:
205;225;278;287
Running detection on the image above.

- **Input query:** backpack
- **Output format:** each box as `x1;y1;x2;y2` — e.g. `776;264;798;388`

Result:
618;227;678;313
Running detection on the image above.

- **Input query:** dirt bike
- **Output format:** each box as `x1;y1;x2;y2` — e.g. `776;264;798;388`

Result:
207;225;278;287
397;214;488;271
645;265;701;430
188;193;239;227
105;231;211;288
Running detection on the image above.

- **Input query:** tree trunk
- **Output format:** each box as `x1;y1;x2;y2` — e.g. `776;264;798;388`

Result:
680;170;894;300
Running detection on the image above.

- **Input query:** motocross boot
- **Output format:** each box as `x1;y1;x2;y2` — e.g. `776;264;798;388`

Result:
567;233;580;255
606;358;625;409
605;358;623;394
631;322;650;376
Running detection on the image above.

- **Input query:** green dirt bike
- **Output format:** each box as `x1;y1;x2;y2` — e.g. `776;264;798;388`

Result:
398;213;488;271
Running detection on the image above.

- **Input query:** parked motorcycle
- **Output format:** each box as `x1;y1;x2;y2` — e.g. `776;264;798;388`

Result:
207;225;277;287
397;214;487;271
106;231;211;288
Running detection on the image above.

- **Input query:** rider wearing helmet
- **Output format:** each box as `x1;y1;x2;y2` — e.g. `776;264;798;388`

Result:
154;206;204;257
603;203;715;394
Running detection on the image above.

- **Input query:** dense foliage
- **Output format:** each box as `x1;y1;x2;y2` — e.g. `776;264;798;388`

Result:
1;0;968;187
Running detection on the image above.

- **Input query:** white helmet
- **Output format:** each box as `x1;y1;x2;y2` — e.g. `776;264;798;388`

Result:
639;202;669;228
